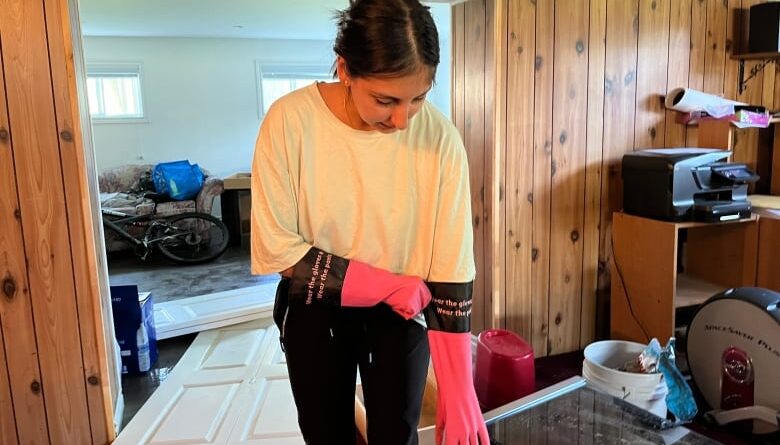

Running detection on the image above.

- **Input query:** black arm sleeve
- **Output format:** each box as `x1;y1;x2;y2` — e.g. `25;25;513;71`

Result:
287;247;349;306
422;282;473;333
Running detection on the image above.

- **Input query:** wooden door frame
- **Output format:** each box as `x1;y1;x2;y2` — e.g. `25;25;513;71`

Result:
1;0;115;442
50;0;117;441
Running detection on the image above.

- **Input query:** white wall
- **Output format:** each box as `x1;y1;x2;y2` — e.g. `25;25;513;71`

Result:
428;2;451;119
84;37;332;177
84;14;451;178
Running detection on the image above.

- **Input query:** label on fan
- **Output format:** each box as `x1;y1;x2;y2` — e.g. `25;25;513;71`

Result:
721;346;755;409
721;347;755;432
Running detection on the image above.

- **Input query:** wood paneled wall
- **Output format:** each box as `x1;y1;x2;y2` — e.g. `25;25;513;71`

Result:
1;0;774;437
454;0;777;356
0;0;114;443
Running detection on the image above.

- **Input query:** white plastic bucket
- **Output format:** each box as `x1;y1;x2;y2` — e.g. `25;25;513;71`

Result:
582;340;668;418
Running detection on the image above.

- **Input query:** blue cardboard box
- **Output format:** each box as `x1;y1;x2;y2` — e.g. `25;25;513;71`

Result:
110;285;158;375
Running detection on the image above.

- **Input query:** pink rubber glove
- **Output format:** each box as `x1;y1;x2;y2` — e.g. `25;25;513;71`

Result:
428;330;489;445
342;260;431;319
289;247;430;319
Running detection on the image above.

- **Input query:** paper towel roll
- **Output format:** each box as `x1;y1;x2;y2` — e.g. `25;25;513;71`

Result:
665;87;745;114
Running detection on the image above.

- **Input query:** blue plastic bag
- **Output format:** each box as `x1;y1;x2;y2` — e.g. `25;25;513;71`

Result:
658;338;698;422
152;160;205;201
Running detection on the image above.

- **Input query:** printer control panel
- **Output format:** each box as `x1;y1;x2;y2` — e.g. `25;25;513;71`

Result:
710;163;759;184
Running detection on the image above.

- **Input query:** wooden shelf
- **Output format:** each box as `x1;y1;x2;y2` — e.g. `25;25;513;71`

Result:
610;212;759;343
675;274;726;308
684;117;780;127
731;52;780;60
673;213;758;229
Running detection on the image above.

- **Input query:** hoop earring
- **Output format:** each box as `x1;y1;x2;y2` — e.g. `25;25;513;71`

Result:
343;85;357;129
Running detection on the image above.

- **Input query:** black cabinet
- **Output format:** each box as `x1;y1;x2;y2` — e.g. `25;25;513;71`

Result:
221;189;251;248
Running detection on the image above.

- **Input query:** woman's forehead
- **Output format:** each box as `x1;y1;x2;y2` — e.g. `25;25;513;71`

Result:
358;70;433;99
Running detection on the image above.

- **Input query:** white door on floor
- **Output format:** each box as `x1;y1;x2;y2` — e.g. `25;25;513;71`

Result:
114;317;304;445
154;280;279;340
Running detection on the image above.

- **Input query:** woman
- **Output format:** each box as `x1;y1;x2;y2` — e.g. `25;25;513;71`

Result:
251;0;489;444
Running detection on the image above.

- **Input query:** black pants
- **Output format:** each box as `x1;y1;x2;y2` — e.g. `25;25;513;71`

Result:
273;279;429;445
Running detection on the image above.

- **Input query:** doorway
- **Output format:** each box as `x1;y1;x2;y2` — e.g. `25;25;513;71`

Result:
75;0;455;435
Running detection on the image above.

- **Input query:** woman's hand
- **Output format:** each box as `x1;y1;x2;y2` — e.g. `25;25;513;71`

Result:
428;330;489;445
342;260;431;318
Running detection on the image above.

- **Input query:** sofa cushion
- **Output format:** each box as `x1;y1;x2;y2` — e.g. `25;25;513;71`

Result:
155;200;196;216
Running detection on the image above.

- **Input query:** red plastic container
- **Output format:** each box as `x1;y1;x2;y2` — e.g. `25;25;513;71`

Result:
474;329;535;411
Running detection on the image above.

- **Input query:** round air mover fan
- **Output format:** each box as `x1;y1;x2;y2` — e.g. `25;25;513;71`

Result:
686;287;780;434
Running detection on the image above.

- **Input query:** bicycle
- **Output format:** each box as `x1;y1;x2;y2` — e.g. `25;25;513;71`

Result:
102;208;230;264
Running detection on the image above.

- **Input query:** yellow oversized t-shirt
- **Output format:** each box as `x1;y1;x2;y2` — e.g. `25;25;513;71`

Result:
250;83;474;284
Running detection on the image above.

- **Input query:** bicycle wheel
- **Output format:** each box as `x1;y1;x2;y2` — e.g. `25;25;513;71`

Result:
152;212;230;264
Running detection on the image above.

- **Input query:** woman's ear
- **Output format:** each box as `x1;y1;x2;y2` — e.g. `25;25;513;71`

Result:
336;56;351;86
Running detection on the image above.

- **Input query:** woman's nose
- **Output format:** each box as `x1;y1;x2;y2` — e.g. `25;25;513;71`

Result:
390;104;410;129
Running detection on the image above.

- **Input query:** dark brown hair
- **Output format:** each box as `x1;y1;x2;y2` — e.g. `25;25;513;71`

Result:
333;0;440;79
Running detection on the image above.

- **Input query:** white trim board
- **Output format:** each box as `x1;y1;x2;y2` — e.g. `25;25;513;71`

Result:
153;280;279;340
114;391;125;434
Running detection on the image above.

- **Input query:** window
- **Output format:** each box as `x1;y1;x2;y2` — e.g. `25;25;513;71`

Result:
256;64;331;117
86;64;145;122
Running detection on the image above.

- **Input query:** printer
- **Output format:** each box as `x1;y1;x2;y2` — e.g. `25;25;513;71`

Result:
622;148;758;222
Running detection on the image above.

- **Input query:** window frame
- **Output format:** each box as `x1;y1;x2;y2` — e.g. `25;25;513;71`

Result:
86;62;148;124
255;63;332;119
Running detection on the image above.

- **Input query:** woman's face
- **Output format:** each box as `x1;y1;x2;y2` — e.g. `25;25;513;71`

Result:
340;59;433;133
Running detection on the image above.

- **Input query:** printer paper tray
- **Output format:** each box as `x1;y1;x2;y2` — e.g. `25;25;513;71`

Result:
693;199;751;222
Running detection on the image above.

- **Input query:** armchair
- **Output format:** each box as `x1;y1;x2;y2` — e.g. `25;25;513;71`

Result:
98;163;224;252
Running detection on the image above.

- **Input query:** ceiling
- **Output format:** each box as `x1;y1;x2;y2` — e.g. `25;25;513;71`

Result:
77;0;456;41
